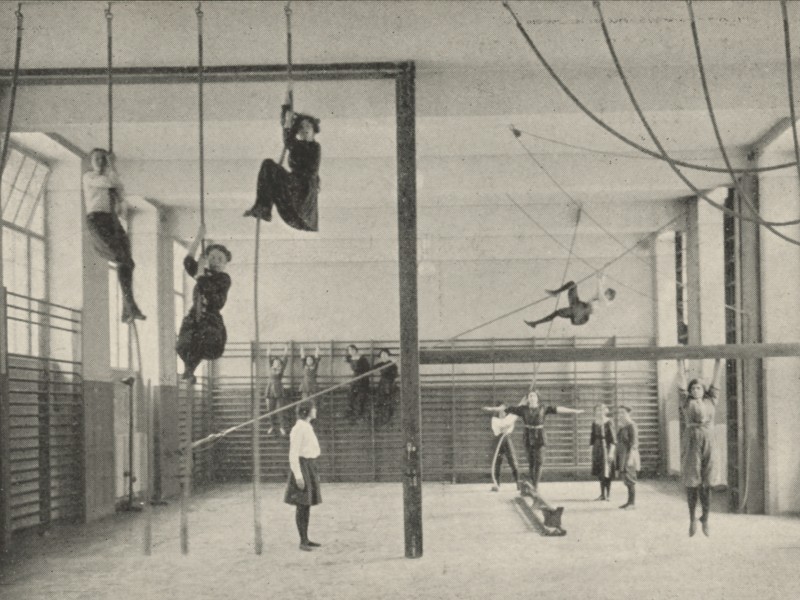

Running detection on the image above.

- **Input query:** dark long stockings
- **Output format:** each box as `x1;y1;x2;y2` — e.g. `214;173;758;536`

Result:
295;504;310;544
599;477;612;498
687;486;710;521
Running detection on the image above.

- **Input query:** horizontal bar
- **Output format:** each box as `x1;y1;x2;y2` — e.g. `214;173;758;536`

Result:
6;291;82;315
0;62;408;86
420;343;800;365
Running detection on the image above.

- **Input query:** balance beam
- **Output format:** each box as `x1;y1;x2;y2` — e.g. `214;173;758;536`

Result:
419;343;800;365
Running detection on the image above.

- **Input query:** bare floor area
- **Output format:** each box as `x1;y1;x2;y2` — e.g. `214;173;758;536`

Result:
1;480;799;600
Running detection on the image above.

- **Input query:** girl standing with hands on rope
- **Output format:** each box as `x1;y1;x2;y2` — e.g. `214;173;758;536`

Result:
176;223;232;384
83;148;146;324
244;91;320;232
285;402;322;552
678;358;722;537
481;403;519;492
487;388;583;492
524;273;616;329
589;403;616;501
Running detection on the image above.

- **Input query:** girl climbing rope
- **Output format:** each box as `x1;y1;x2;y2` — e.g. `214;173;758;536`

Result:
524;273;615;329
176;223;232;384
243;90;321;232
83;148;146;324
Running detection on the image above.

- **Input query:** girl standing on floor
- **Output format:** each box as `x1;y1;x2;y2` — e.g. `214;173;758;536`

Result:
481;404;519;492
284;403;322;552
175;224;232;384
590;403;616;501
678;358;722;537
373;348;399;426
615;405;640;510
264;346;289;435
83;148;145;323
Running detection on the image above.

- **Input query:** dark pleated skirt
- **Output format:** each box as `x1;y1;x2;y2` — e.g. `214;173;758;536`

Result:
251;159;319;232
175;310;227;363
284;457;322;506
86;211;133;266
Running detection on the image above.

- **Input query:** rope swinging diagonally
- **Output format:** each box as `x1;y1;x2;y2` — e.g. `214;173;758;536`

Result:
532;206;581;380
591;1;800;247
499;0;796;176
684;0;800;238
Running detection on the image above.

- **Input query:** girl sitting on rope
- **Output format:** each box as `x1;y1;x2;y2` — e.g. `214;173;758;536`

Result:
524;273;616;329
265;346;290;436
83;148;145;324
244;91;320;232
176;223;232;384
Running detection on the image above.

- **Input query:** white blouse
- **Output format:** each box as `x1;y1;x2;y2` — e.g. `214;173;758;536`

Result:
289;419;321;479
83;170;123;214
491;414;517;437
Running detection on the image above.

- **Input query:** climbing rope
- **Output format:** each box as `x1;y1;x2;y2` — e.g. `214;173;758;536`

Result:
684;0;800;236
780;0;800;195
500;0;798;176
0;5;23;186
592;1;800;247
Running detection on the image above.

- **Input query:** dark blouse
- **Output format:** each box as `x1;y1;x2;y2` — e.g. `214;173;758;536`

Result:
184;256;231;314
590;421;616;449
282;105;321;177
374;360;399;385
300;357;320;396
346;355;371;393
505;404;557;449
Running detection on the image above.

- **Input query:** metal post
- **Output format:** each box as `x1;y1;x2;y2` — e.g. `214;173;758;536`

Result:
143;379;153;555
0;288;9;553
396;62;422;559
38;360;52;531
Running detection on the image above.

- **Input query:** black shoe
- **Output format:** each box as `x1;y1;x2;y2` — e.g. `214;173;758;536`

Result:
299;543;313;552
619;502;630;509
524;320;537;329
306;541;321;547
689;520;697;537
181;372;197;385
701;518;709;537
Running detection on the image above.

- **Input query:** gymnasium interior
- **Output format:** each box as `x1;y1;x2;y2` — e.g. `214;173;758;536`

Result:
0;1;799;599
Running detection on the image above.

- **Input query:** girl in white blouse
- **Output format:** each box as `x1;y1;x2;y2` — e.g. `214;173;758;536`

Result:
284;403;322;551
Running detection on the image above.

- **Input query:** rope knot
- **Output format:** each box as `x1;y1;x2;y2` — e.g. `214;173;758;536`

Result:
15;3;23;23
284;1;293;16
196;2;203;18
509;125;522;138
105;2;112;20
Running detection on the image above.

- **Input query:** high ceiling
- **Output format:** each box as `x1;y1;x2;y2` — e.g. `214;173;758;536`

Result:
2;1;798;231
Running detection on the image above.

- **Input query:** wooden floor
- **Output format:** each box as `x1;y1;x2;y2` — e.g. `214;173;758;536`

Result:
1;480;798;600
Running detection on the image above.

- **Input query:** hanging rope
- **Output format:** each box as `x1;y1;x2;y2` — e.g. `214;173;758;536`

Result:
0;4;23;187
684;0;800;236
500;1;797;176
278;1;294;166
592;1;800;247
105;3;113;153
780;0;800;194
196;2;206;252
505;193;649;300
532;207;581;380
511;125;655;272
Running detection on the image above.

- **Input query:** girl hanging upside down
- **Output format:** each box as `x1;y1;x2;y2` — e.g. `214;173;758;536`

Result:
244;91;320;232
176;223;232;384
524;273;616;329
83;148;145;324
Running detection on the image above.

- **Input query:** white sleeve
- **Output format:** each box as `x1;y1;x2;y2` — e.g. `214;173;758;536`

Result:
289;425;303;480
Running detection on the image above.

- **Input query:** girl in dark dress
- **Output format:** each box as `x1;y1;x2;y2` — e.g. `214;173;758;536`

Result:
83;148;145;324
524;274;615;329
264;346;289;435
678;358;722;537
372;348;399;425
175;224;232;384
284;403;322;552
345;344;371;422
299;346;321;409
615;406;640;510
244;91;320;232
590;403;616;501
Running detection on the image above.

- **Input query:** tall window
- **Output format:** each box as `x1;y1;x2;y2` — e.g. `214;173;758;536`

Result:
174;241;187;373
1;145;49;356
